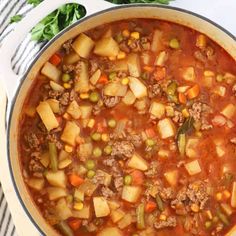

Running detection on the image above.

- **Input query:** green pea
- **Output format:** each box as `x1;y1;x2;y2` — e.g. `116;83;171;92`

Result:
62;73;71;82
104;145;112;155
91;132;101;141
85;160;95;170
205;221;212;229
109;72;117;80
89;92;99;103
145;138;155;147
87;170;96;179
108;119;116;128
124;175;132;185
169;38;180;49
216;74;224;82
93;147;102;157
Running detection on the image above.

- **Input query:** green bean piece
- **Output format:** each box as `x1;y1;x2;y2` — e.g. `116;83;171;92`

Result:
108;119;117;128
104;145;112;155
156;194;164;211
91;132;101;141
167;81;177;96
178;133;186;157
87;170;96;179
145;138;155;147
85;160;95;170
57;221;73;236
124;175;132;185
115;33;123;43
49;142;58;172
136;203;145;230
61;73;71;83
93;147;102;158
217;209;229;225
169;38;180;49
89;92;99;103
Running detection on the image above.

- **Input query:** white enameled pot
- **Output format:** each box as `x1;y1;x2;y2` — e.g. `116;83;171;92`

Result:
0;0;235;235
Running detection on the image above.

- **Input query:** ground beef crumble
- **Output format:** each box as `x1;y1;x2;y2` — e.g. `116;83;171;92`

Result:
111;141;134;158
154;216;177;229
102;93;120;108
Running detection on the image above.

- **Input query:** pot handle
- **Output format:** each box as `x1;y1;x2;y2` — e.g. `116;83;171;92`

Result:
0;0;114;102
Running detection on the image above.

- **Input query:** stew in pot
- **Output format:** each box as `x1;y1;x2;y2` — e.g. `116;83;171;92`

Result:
19;19;236;236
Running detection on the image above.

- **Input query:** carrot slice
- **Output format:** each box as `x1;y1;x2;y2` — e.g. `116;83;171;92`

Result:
145;128;156;138
49;53;62;66
130;170;144;186
178;92;187;104
187;84;200;99
68;218;82;231
143;66;154;72
69;174;84;187
98;74;108;84
145;201;157;213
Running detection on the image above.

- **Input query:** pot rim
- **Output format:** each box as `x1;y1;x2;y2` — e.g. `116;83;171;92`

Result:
7;3;236;236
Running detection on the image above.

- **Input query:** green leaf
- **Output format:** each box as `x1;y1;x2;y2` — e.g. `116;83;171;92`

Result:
10;15;23;23
27;0;43;6
107;0;173;4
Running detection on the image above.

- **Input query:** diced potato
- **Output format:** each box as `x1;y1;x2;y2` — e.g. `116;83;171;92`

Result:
75;61;89;93
231;182;236;208
108;201;120;210
27;178;45;191
47;187;67;200
122;90;136;105
61;121;80;146
67;101;81;119
74;189;84;202
112;59;128;72
127;153;148;171
90;69;101;85
185;160;201;176
104;82;127;97
73;204;90;219
45;170;67;188
96;170;112;186
78;143;93;159
80;105;92;119
225;225;236;236
214;86;226;97
158;149;170;159
177;86;190;93
122;186;142;203
141;52;151;65
155;51;168;66
58;158;72;169
157;118;176;139
165;106;175;117
50;81;64;92
203;76;213;88
127;53;141;77
36;101;59;131
63;51;80;64
139;227;155;236
216;145;225;157
56;198;72;221
72;33;95;58
183;67;195;81
46;99;60;113
128;76;147;98
186;138;199;158
164;170;179;186
93;197;110;217
41;62;61;82
151;29;163;52
94;37;119;57
221;104;236;119
117;213;132;229
134;98;148;111
111;209;125;223
97;227;123;236
78;180;97;197
40;152;50;168
149;102;165;119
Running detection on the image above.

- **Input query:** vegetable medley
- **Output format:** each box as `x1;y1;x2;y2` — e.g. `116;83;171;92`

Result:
20;19;236;236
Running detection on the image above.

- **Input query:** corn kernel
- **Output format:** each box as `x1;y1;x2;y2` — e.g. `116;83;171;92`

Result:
122;29;130;38
121;77;129;85
101;133;109;142
204;70;215;77
182;108;190;118
73;202;84;211
63;112;71;120
131;31;140;40
195;131;202;137
223;190;231;199
80;93;89;99
109;56;116;61
206;210;213;220
87;119;95;128
117;51;126;60
63;83;71;89
65;145;73;153
159;214;167;221
196;34;207;48
191;203;200;213
127;39;132;46
216;192;223;201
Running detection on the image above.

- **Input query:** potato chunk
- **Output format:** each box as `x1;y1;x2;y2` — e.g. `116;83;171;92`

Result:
61;121;80;146
122;186;142;203
151;29;163;52
73;204;90;219
27;178;45;191
67;100;81;119
45;171;67;188
94;37;119;57
41;62;61;82
97;227;123;236
221;104;236;119
36;101;59;131
185;160;201;176
183;67;195;81
128;77;147;98
157;118;176;139
127;153;148;171
186;138;199;158
122;90;136;105
74;61;89;93
93;197;110;217
231;182;236;208
47;187;67;200
72;33;95;58
164;170;179;186
104;82;127;97
111;209;125;223
127;53;141;77
149;102;165;119
56;198;72;220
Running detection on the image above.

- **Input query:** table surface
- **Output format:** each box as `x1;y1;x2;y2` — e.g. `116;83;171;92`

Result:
0;0;235;236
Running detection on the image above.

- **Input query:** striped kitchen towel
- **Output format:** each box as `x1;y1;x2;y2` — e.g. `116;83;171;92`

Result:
0;0;45;235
